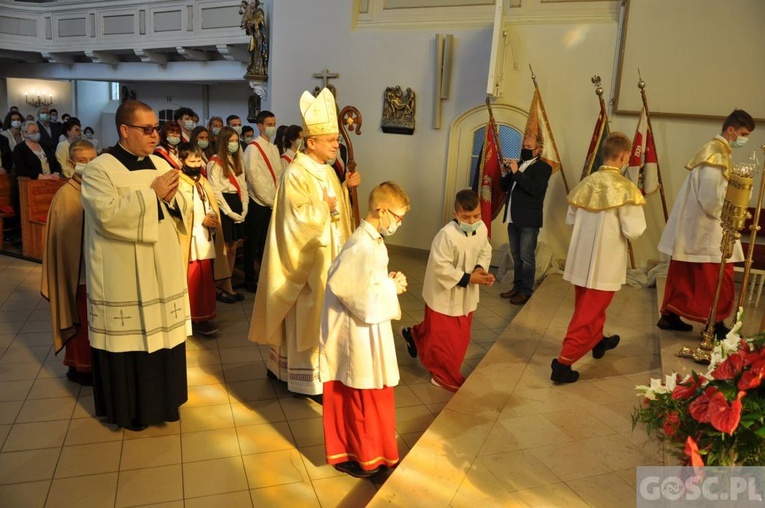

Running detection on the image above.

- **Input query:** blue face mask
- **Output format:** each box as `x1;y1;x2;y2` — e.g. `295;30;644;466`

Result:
459;220;482;234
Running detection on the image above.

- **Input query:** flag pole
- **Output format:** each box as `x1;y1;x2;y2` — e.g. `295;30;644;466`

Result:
529;65;569;193
485;96;505;164
637;71;669;222
581;76;608;181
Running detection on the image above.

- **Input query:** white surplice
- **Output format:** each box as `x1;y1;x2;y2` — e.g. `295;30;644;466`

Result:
81;153;192;353
320;221;401;390
658;136;743;263
563;204;646;291
422;221;492;317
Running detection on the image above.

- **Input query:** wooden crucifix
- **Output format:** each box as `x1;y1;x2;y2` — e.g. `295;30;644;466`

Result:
312;68;338;97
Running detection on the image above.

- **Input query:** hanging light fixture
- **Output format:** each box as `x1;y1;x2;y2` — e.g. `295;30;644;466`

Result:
25;90;54;107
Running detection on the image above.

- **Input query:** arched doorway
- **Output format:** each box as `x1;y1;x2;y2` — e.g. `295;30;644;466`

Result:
444;103;531;264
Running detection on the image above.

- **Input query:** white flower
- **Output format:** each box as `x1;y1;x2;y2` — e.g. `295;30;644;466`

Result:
664;374;677;392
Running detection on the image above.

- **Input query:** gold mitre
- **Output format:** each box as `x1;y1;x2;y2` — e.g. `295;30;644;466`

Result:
300;88;339;137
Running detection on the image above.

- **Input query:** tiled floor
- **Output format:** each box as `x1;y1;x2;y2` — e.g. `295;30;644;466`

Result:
371;275;666;508
0;248;522;508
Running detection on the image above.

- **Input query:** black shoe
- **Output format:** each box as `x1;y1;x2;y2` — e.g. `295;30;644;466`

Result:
334;461;380;478
714;321;731;341
592;335;620;359
243;281;258;293
123;420;148;432
399;327;417;358
290;391;323;405
65;367;93;386
192;321;219;337
216;290;237;304
500;289;518;299
657;312;693;332
550;359;579;384
233;292;245;301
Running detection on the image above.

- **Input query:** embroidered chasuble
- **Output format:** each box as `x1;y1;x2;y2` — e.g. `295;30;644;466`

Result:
248;152;352;394
81;144;192;353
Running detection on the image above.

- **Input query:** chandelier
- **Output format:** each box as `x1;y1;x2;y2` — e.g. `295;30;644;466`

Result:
25;91;53;108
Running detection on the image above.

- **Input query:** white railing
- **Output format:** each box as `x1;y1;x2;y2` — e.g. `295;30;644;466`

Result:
0;0;249;56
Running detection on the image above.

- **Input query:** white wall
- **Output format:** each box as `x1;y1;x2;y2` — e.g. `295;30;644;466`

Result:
74;80;110;141
4;77;73;120
270;0;493;251
127;81;255;130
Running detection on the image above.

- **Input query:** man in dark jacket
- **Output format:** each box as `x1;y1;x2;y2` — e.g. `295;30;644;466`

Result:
499;134;552;305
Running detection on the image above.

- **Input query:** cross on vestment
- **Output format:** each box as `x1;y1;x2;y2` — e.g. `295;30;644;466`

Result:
170;303;182;319
114;309;131;327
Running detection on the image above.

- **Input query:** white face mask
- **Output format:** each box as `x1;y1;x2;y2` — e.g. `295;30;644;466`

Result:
264;126;277;139
731;136;749;148
458;220;483;234
11;120;21;129
379;210;401;237
73;162;87;175
232;126;242;135
227;141;239;154
212;127;221;136
184;120;196;131
167;136;181;146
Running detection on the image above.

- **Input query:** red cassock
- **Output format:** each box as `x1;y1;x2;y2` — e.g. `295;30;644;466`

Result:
558;285;614;365
64;284;92;373
187;259;216;322
323;381;399;471
411;306;473;392
661;260;734;323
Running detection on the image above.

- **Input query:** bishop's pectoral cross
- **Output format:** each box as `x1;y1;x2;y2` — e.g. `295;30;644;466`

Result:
312;68;338;97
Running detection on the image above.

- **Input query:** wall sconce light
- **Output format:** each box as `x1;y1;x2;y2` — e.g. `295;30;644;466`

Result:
25;91;54;108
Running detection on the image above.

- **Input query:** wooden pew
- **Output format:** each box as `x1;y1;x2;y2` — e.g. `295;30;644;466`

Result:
18;176;66;261
0;173;16;250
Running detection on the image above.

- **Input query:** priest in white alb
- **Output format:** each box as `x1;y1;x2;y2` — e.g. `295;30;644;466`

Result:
249;88;359;400
81;100;191;431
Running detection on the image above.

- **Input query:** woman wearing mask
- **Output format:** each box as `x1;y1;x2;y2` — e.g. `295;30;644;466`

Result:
207;116;224;153
207;126;247;303
82;126;100;153
13;121;62;179
153;120;182;170
190;126;212;165
279;124;303;169
2;111;25;151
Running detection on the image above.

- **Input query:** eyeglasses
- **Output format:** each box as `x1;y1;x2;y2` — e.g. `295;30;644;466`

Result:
386;209;405;224
125;124;160;135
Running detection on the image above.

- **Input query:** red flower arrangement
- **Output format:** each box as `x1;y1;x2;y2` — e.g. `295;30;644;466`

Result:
632;315;765;466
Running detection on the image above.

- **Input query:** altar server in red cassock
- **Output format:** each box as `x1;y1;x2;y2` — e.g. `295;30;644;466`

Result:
400;189;495;392
657;110;755;336
320;181;410;478
552;132;646;384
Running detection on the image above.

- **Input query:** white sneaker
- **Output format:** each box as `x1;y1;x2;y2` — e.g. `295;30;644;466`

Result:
430;377;445;389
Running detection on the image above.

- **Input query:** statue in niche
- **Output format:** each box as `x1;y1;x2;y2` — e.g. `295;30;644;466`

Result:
240;0;268;80
381;86;415;135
